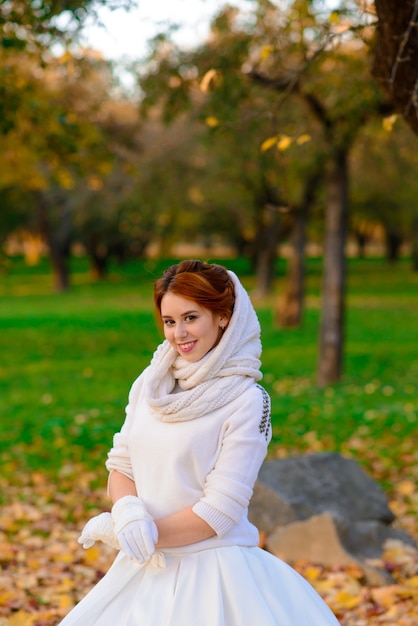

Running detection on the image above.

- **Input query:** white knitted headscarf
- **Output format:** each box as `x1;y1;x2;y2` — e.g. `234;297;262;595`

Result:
145;271;262;422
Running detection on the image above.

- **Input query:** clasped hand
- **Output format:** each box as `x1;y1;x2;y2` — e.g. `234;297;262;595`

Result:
111;495;158;563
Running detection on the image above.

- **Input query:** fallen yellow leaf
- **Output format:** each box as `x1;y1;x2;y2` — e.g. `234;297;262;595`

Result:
304;565;322;581
332;590;362;609
397;480;415;496
8;611;37;626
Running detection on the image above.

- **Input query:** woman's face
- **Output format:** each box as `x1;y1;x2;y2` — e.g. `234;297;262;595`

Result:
160;292;224;362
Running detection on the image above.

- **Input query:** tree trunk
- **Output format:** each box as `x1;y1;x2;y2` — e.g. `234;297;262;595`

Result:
317;149;348;387
277;207;307;327
90;252;109;280
85;237;110;280
354;231;369;258
411;218;418;271
253;204;281;297
385;230;403;263
35;192;72;291
277;164;323;327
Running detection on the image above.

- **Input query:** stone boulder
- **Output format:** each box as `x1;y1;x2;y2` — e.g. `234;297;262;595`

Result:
248;453;416;585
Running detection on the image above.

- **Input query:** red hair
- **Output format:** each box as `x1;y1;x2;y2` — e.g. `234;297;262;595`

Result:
154;260;235;321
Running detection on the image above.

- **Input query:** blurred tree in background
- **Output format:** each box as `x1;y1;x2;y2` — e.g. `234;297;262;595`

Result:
1;0;417;384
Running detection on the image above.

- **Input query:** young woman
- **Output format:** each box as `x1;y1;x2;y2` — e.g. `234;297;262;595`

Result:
59;260;340;625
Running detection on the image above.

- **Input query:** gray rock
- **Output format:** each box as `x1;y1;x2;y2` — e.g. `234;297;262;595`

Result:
336;517;416;558
254;453;395;524
249;481;298;534
248;453;417;585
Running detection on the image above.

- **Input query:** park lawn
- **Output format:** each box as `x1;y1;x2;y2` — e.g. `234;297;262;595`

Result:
0;255;417;492
1;255;418;626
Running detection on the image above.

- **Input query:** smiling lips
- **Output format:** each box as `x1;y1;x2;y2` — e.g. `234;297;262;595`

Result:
177;340;197;353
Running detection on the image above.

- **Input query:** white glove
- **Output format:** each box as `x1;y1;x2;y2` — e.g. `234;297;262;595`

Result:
111;495;158;563
78;512;120;550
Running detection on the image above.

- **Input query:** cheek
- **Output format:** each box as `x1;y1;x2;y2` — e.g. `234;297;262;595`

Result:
209;323;221;344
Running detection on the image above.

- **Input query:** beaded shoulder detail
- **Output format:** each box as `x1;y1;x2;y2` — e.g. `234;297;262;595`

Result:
256;384;271;440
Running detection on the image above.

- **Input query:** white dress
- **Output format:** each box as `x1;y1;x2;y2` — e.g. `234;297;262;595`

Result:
59;546;339;625
59;374;341;626
60;271;340;625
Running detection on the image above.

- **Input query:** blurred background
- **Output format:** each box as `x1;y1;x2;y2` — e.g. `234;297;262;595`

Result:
0;1;417;623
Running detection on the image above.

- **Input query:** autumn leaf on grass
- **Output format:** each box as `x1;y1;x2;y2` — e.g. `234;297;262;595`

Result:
331;589;363;610
7;611;37;626
371;585;402;609
397;480;415;496
82;546;102;565
382;539;418;576
304;565;322;582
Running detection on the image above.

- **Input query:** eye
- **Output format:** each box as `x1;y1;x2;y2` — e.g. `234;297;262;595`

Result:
163;319;175;326
185;315;197;322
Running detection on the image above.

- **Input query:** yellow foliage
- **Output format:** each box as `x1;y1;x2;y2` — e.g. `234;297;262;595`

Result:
329;11;340;25
188;186;204;205
87;176;103;191
205;116;219;128
383;114;398;132
200;69;219;93
260;45;275;61
277;135;293;151
296;134;312;145
260;135;279;152
55;169;75;190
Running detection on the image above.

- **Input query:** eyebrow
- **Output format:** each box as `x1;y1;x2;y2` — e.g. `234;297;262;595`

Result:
161;309;200;319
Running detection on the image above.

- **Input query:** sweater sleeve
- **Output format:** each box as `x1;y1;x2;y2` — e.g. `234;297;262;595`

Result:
105;371;146;481
192;384;271;537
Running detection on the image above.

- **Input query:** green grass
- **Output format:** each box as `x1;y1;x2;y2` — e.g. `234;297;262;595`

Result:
1;255;417;489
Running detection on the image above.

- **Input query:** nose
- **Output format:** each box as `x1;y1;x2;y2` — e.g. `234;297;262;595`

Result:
174;322;188;340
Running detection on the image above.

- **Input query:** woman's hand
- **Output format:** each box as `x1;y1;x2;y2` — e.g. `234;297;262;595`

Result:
78;512;120;550
111;495;158;563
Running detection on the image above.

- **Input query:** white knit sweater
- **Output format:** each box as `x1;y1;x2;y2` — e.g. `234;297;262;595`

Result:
106;271;272;551
106;369;272;552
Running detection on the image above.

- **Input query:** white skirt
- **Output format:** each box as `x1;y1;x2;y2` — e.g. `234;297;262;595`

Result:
59;546;340;625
